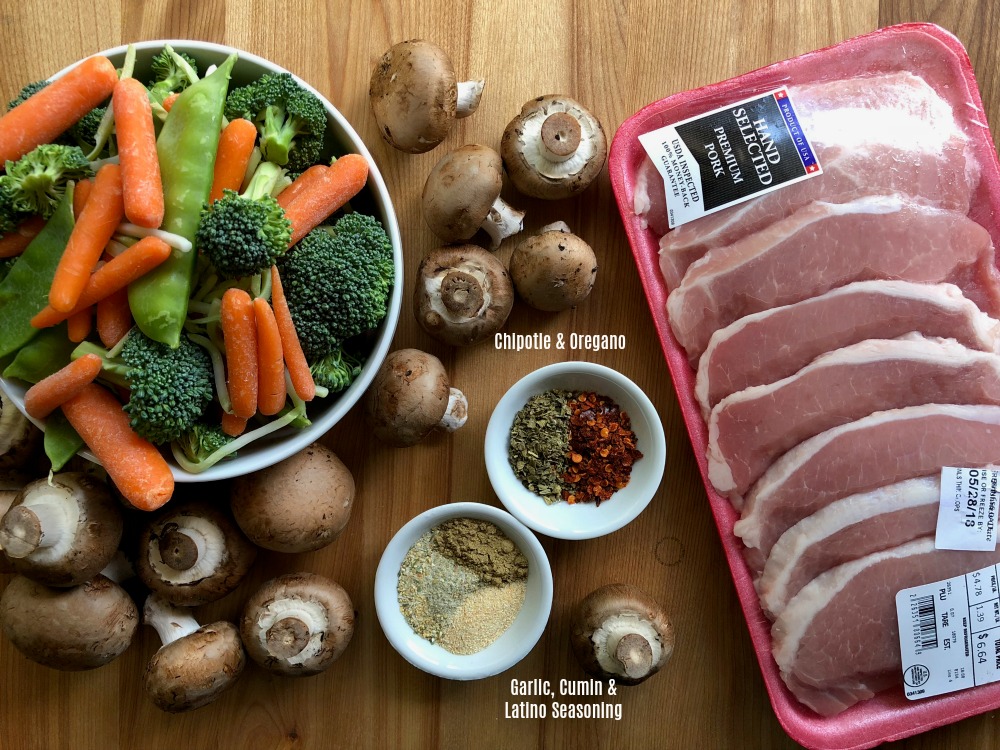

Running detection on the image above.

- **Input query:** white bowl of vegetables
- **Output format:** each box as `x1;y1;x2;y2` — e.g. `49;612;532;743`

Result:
0;40;402;499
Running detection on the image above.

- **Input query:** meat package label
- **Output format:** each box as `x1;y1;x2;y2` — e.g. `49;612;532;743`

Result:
637;88;822;229
936;467;999;552
896;565;1000;700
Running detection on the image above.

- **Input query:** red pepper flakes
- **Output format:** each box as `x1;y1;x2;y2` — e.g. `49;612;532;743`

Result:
559;391;642;506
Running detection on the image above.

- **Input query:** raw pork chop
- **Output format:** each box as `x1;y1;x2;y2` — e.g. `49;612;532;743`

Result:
695;281;1000;417
707;336;1000;496
634;72;978;287
735;404;1000;566
758;476;940;619
772;537;1000;715
666;195;997;360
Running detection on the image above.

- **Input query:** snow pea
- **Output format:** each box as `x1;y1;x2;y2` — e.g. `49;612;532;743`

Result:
44;411;84;472
128;53;237;348
0;186;75;358
2;324;75;383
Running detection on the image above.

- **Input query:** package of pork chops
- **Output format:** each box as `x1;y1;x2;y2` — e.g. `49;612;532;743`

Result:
609;22;1000;750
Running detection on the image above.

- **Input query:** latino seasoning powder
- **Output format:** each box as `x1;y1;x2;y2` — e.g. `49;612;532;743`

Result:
508;390;643;506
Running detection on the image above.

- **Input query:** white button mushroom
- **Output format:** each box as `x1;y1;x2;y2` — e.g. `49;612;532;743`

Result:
0;473;122;587
509;222;599;312
240;572;355;677
369;39;485;154
501;95;608;199
414;245;514;346
570;583;674;685
135;500;257;606
230;443;355;553
0;573;138;670
142;593;246;713
422;144;525;249
364;348;468;447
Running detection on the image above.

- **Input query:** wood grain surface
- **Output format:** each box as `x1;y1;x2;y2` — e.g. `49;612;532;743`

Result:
1;1;999;749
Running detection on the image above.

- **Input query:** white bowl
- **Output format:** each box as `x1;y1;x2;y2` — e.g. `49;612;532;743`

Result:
484;362;666;540
0;40;403;482
374;502;553;680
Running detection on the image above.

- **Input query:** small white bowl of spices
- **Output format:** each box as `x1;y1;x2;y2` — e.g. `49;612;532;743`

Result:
374;502;553;680
485;361;666;540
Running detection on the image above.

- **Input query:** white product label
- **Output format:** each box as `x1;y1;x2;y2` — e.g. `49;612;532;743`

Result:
637;88;822;229
936;467;999;552
896;565;1000;700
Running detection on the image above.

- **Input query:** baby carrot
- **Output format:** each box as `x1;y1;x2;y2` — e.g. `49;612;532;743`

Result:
269;266;314;401
66;307;92;342
276;164;326;209
113;77;164;229
253;297;286;416
0;216;46;258
221;288;258;420
161;92;179;112
49;163;124;313
283;154;369;246
60;383;174;511
24;352;103;419
0;56;118;164
73;178;93;220
96;287;133;348
221;411;248;437
32;236;172;328
209;119;258;204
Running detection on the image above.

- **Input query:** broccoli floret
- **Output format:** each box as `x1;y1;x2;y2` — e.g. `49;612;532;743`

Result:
328;212;394;291
147;47;199;105
7;80;49;111
310;346;366;393
4;144;92;219
68;106;107;152
195;161;291;279
225;72;326;168
73;331;215;445
276;218;393;361
0;181;29;235
175;422;236;466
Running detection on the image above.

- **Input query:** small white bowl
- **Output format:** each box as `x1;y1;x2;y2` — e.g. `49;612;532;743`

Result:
485;362;666;540
0;40;402;482
374;502;553;680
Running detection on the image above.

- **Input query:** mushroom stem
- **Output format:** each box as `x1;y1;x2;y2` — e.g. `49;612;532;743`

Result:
540;220;571;234
482;196;525;250
253;599;328;666
158;523;202;571
440;271;486;316
100;550;135;584
266;617;311;659
455;79;485;119
0;502;72;558
440;388;469;432
148;514;226;584
144;594;201;646
540;111;582;162
613;632;654;680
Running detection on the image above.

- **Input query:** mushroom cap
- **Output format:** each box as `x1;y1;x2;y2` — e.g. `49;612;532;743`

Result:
1;473;123;587
369;39;457;154
422;145;504;243
570;582;674;686
230;443;355;553
0;391;42;471
0;574;138;670
414;245;514;346
365;349;453;446
240;572;355;677
501;95;608;200
0;471;29;575
136;500;257;606
143;620;246;713
509;226;598;312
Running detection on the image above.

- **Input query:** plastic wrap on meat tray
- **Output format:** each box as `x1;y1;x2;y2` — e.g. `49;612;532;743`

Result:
609;23;1000;750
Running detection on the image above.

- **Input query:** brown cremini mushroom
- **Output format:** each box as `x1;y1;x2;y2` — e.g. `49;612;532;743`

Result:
230;443;355;553
414;245;514;346
369;40;484;154
365;349;468;447
142;594;246;713
0;574;138;670
570;583;674;685
240;572;355;677
135;500;257;606
0;391;42;471
0;473;122;587
509;222;598;311
422;145;525;249
501;95;608;199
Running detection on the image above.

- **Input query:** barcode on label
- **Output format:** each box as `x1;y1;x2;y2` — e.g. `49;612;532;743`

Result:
914;594;939;650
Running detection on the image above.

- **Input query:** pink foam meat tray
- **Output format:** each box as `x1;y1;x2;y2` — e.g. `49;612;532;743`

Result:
609;22;1000;750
